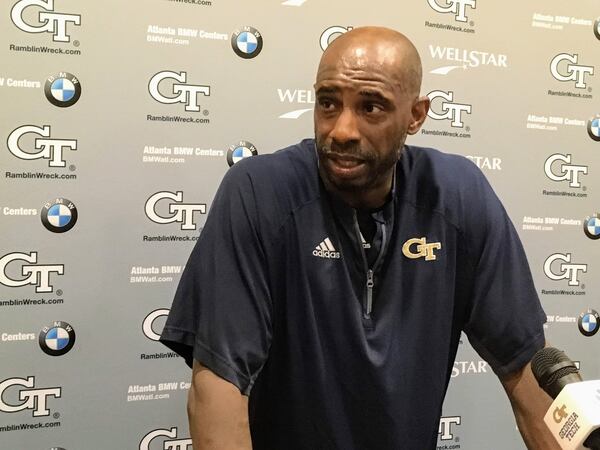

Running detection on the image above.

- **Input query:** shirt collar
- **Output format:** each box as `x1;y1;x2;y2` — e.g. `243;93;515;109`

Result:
319;159;398;225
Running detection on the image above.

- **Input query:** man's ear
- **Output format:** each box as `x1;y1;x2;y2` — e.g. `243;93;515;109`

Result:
407;95;430;135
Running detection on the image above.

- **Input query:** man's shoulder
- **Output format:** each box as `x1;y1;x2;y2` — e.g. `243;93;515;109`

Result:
228;138;317;181
401;144;487;194
223;138;320;212
398;144;499;224
403;145;481;179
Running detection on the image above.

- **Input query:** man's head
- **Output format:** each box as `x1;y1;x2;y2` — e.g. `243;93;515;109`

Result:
314;26;429;209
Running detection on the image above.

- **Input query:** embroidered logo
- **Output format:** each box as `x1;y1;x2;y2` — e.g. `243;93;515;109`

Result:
402;237;442;261
312;237;341;259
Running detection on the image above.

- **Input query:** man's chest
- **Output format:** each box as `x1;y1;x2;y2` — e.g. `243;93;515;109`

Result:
268;202;468;333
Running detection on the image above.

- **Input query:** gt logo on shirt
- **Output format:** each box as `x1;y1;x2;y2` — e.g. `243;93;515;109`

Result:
544;154;588;188
7;125;77;167
402;237;442;261
438;416;461;440
0;252;63;293
11;0;81;43
550;53;594;89
543;253;587;286
148;71;210;112
142;309;170;341
139;427;192;450
0;376;61;417
427;0;475;23
145;191;206;231
426;91;471;128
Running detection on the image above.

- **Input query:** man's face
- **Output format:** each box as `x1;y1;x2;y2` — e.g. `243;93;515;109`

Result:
314;45;414;197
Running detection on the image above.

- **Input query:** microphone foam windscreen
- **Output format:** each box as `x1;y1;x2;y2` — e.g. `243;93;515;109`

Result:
531;347;578;388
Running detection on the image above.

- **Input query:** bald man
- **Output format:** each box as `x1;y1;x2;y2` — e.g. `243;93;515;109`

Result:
161;27;558;449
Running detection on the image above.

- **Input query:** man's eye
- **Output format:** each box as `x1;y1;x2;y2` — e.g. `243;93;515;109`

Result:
364;103;383;114
318;98;335;109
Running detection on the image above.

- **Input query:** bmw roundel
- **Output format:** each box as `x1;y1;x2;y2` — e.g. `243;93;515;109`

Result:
45;72;81;107
39;321;76;356
594;18;600;40
227;140;258;167
588;115;600;141
231;26;263;59
583;213;600;240
578;309;599;337
41;198;78;233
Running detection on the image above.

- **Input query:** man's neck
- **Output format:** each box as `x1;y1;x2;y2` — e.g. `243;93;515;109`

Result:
321;170;395;210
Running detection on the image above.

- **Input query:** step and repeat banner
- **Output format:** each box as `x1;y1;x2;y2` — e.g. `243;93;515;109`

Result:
0;1;598;449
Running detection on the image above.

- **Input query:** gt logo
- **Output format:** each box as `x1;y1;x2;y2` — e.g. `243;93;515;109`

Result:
11;0;80;43
438;416;461;440
139;427;192;450
319;25;353;51
7;125;77;167
427;91;471;128
148;71;210;112
550;53;594;89
402;237;442;261
142;309;170;341
552;405;568;424
145;191;206;231
544;254;587;286
544;154;588;188
427;0;476;23
0;377;61;417
0;252;63;293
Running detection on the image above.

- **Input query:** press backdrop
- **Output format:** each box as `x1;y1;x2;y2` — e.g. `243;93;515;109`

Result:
1;1;599;449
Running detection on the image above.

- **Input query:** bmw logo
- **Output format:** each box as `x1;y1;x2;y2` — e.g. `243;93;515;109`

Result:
227;140;258;167
44;72;81;107
588;115;600;141
231;26;263;59
39;321;76;356
583;213;600;240
41;198;78;233
595;18;600;40
578;309;599;337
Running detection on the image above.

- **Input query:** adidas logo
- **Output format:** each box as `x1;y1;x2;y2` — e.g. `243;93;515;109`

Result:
312;237;341;259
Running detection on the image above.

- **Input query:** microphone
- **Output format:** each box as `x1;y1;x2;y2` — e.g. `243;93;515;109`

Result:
531;347;600;450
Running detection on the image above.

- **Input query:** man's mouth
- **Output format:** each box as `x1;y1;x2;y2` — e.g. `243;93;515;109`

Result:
323;153;367;178
327;153;365;168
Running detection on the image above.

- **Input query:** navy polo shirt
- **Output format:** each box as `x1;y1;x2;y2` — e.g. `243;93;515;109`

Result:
161;138;546;450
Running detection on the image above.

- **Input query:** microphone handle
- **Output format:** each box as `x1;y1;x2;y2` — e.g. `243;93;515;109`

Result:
584;428;600;450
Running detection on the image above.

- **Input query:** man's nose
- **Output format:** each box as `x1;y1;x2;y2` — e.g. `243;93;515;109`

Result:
330;107;360;144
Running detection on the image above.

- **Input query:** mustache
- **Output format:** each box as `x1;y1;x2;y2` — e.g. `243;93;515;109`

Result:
319;142;371;160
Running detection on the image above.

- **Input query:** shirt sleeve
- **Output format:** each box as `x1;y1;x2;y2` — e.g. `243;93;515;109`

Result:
160;162;272;395
461;165;547;377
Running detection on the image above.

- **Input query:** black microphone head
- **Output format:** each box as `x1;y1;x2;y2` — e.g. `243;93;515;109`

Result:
531;347;582;399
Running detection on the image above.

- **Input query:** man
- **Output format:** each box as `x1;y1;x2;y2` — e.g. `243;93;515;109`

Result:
161;27;559;449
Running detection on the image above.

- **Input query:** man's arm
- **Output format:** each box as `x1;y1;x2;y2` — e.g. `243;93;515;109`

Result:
188;360;252;450
500;360;560;450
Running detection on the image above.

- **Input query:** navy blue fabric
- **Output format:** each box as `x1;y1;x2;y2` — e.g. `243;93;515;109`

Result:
160;138;546;450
